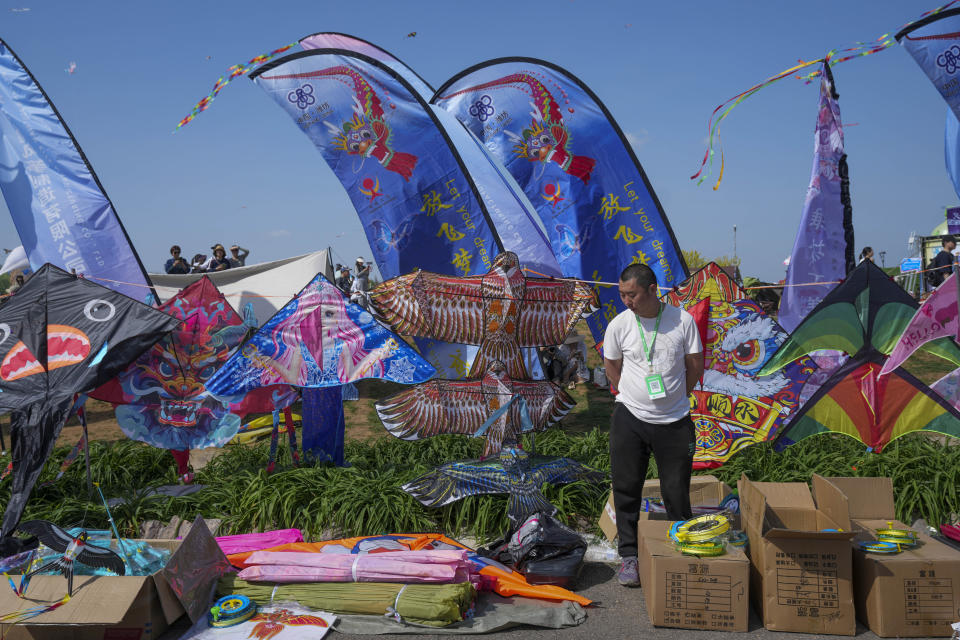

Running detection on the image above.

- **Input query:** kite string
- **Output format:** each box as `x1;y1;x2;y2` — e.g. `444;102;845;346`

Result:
0;267;939;306
692;0;960;189
174;42;297;131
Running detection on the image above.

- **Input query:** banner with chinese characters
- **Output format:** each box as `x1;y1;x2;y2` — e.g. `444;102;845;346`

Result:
777;63;854;333
296;35;560;279
251;50;500;283
433;59;688;344
0;39;152;301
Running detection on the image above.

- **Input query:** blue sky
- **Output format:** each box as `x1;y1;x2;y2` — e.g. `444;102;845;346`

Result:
1;0;956;282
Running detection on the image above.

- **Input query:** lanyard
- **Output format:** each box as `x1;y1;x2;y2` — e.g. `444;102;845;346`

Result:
636;303;662;365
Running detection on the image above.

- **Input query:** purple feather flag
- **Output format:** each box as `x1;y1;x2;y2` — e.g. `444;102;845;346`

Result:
778;63;855;333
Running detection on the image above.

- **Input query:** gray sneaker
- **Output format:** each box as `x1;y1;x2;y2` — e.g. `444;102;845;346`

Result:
617;556;640;587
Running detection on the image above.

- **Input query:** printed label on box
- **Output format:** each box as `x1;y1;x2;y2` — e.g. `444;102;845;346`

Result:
774;550;841;616
904;576;954;622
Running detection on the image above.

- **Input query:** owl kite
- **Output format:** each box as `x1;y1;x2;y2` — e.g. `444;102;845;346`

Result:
376;360;575;456
662;262;816;468
369;251;597;379
402;447;605;527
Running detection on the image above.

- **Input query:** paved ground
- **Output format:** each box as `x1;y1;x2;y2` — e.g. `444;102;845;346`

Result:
158;562;949;639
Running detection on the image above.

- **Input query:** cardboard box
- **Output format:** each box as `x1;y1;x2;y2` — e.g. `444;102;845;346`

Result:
813;475;960;637
598;475;733;542
637;520;750;632
0;540;184;640
0;519;231;640
739;475;856;635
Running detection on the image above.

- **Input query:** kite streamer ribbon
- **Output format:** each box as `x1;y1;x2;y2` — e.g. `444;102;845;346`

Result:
692;0;960;189
175;42;297;131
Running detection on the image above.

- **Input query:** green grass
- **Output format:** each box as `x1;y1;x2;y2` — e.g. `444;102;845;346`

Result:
2;428;956;544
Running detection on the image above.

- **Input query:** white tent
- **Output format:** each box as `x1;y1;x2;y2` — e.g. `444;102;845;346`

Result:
0;246;28;276
149;249;334;326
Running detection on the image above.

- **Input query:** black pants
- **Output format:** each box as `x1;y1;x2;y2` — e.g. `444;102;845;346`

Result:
610;404;695;557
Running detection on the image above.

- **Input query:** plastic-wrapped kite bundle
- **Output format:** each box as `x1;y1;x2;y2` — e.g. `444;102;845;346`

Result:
217;576;475;627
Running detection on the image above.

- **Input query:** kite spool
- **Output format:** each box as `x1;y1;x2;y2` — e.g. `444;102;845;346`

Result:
675;514;731;543
858;540;902;554
876;522;919;549
726;530;749;548
677;539;726;556
209;594;256;628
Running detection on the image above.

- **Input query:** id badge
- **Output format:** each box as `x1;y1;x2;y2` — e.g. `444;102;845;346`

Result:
645;373;667;399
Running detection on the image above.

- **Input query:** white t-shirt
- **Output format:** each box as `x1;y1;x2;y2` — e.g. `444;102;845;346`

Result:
603;303;702;424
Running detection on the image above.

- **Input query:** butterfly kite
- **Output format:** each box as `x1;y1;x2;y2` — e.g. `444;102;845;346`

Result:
207;272;435;394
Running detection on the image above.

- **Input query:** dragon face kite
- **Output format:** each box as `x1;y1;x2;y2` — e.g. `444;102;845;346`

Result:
0;264;179;554
370;251;597;379
402;446;605;528
762;260;960;451
92;277;297;451
663;263;815;467
376;360;575;456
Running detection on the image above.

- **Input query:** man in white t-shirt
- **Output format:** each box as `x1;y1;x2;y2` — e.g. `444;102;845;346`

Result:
603;263;703;587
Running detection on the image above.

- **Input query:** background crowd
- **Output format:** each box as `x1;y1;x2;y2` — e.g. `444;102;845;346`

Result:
164;244;249;274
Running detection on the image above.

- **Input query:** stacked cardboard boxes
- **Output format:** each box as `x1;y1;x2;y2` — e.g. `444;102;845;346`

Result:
813;475;960;638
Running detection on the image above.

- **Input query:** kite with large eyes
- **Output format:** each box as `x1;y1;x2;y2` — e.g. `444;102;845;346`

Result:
732;340;764;369
84;299;115;322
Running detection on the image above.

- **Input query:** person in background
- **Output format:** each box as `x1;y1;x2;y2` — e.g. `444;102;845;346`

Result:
928;235;956;289
190;253;208;274
354;257;371;292
165;245;190;274
858;246;873;265
8;274;25;295
336;266;353;295
208;244;231;272
228;244;249;268
603;263;703;588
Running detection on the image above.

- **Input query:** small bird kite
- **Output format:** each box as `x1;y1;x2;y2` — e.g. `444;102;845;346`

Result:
402;447;605;527
16;520;125;596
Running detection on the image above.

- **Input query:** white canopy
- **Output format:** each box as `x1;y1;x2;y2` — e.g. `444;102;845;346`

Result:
0;246;28;276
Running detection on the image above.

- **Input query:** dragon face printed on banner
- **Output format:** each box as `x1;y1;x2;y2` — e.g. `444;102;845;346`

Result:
259;65;418;181
92;278;296;451
663;263;815;468
436;72;595;184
